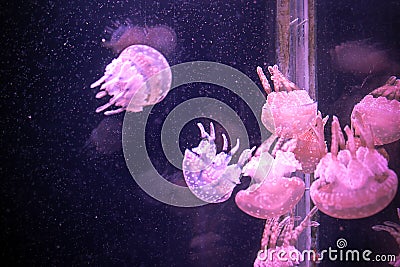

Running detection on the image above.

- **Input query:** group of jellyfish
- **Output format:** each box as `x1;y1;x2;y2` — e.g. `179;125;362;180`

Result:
90;19;400;266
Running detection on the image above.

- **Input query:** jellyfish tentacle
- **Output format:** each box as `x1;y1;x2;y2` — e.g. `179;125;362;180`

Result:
290;206;319;245
229;139;240;156
254;207;319;267
91;75;107;88
311;113;328;154
268;64;300;92
104;107;125;116
269;216;288;247
344;126;356;157
209;122;216;140
373;209;400;266
95;90;108;99
196;123;208;139
260;218;276;248
222;133;228;151
256;66;272;94
237;146;255;168
383;221;400;233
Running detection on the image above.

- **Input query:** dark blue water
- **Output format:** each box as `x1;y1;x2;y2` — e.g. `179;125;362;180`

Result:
1;1;273;266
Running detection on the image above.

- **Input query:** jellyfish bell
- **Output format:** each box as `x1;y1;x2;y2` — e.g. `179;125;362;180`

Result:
330;40;391;75
351;76;400;145
257;65;317;138
90;44;172;115
310;116;398;219
235;140;305;219
330;40;400;75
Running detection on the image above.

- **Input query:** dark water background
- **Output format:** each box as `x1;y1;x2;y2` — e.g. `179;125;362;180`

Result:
1;0;399;266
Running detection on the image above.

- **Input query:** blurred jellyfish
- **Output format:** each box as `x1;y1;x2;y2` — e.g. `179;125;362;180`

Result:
330;40;400;75
103;18;177;56
82;116;123;155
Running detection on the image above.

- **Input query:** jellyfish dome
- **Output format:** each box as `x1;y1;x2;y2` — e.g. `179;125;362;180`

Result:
257;65;317;138
91;45;172;115
310;116;398;219
351;76;400;145
235;142;305;219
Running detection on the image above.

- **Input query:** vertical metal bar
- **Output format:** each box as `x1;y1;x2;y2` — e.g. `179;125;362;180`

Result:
276;0;291;77
276;0;316;266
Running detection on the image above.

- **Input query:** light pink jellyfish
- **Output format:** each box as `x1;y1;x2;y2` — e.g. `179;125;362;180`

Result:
103;19;177;56
254;207;319;267
351;76;400;145
256;65;326;173
310;116;398;219
91;45;172;115
257;65;317;138
182;122;254;203
235;138;305;219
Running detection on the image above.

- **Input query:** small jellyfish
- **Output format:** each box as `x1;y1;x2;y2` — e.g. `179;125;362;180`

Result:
257;65;318;138
330;40;400;75
91;45;172;115
351;76;400;145
182;122;254;203
103;19;177;56
82;116;123;155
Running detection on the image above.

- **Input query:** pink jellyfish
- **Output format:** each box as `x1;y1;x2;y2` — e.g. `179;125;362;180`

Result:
310;116;398;219
182;122;254;203
91;45;172;115
351;76;400;145
235;138;305;219
257;65;317;138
